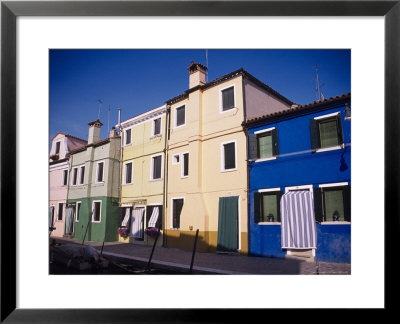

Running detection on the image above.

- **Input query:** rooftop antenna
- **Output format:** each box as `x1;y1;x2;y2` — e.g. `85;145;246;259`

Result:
205;49;208;82
314;65;325;101
97;99;103;120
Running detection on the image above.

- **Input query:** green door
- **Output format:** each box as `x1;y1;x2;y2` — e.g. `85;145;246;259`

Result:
217;196;239;253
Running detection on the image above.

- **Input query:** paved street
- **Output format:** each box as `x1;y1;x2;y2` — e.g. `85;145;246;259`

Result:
51;237;351;275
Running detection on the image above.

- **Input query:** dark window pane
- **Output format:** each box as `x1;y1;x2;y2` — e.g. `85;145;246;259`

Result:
125;162;132;183
323;188;344;221
93;202;101;222
176;106;185;126
257;133;273;158
76;203;81;222
173;199;184;228
319;119;339;148
80;166;85;184
183;153;189;176
153;156;162;179
224;142;236;170
55;142;60;154
222;87;234;111
58;203;63;220
154;118;161;135
72;168;78;185
63;170;68;185
126;129;131;145
97;162;104;182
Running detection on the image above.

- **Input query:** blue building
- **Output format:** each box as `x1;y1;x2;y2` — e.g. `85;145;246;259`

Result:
244;93;351;263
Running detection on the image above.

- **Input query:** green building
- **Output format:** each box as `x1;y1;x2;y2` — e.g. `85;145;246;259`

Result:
65;120;121;242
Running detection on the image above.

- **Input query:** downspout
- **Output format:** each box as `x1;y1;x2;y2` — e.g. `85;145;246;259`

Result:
241;74;251;255
162;105;171;247
117;109;124;226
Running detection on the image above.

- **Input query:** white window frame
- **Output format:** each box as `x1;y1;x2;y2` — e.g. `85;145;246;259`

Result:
71;167;79;186
123;161;133;185
254;127;277;162
285;184;313;193
257;188;282;225
151;116;162;137
319;182;350;225
314;112;344;153
95;160;105;184
220;140;237;172
78;165;85;185
170;197;185;229
62;169;68;186
172;154;180;165
174;104;186;128
219;84;236;113
124;128;132;146
181;152;189;178
57;202;63;221
91;200;102;223
150;153;163;181
75;201;81;222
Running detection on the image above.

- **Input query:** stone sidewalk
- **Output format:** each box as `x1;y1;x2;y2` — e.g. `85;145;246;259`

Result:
52;237;351;275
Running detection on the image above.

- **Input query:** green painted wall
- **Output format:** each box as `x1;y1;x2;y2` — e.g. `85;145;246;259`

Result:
68;197;119;242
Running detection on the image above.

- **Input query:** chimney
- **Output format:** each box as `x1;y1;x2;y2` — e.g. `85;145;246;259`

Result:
109;127;117;138
88;119;103;144
188;62;207;89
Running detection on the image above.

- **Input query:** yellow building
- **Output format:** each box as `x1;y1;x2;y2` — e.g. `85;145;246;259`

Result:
118;105;168;246
164;63;292;254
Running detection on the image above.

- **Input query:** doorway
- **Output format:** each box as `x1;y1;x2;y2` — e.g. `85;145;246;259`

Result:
217;196;239;253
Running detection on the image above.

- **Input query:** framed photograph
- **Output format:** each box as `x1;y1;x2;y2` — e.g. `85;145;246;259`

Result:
1;0;398;321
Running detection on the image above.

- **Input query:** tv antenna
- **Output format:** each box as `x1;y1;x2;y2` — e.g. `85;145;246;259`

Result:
97;99;103;120
205;49;208;82
314;65;325;101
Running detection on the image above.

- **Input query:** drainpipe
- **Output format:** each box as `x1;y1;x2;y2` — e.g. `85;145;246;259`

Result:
117;109;123;215
162;105;171;247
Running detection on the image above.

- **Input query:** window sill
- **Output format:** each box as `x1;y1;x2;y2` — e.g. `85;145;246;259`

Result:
149;178;163;182
180;175;188;179
94;181;105;185
220;168;237;173
123;143;132;148
254;156;277;163
169;228;180;230
150;134;162;139
258;222;281;225
315;144;344;153
122;183;133;186
174;124;186;129
219;106;237;113
321;221;350;225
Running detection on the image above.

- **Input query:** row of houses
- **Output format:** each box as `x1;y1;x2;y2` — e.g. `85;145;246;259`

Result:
49;62;351;263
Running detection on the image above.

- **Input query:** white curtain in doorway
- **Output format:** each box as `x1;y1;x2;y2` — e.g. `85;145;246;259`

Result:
65;206;75;234
281;191;317;249
130;207;144;238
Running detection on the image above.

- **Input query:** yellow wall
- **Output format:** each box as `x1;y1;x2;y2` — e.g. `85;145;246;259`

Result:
166;75;248;254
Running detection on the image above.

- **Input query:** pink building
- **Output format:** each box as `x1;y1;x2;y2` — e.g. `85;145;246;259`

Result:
49;132;87;237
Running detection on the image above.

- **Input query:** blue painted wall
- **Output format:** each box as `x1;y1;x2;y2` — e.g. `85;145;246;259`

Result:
248;101;351;263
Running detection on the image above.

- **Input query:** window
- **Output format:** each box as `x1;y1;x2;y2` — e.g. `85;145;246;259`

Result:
153;117;161;136
75;202;81;222
250;128;279;160
124;162;133;184
254;190;282;223
221;141;236;171
310;113;343;151
62;169;68;186
92;201;102;222
72;167;78;186
172;198;184;229
182;153;189;177
175;105;185;127
151;155;162;180
57;203;63;221
221;86;235;111
314;184;351;223
79;166;85;185
172;154;180;165
125;129;131;145
55;141;61;154
96;161;104;183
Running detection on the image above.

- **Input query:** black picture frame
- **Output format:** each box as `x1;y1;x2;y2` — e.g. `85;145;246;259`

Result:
1;0;398;321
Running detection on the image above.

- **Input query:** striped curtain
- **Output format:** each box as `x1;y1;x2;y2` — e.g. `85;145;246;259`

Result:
121;208;131;227
148;207;159;228
281;191;317;249
65;206;75;234
130;207;144;238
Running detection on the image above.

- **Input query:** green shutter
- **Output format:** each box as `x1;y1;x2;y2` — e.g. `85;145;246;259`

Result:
276;191;283;222
248;134;258;160
343;185;351;222
272;128;279;156
309;119;319;151
217;196;239;252
313;187;323;222
254;192;261;223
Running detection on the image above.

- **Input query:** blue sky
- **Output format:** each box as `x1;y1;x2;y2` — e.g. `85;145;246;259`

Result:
50;49;350;144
